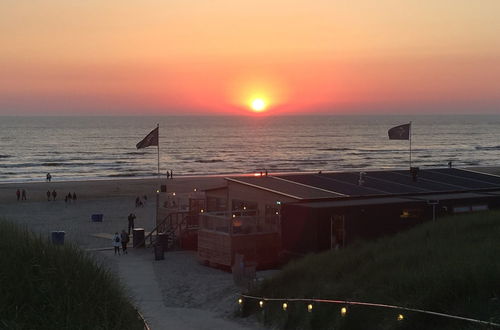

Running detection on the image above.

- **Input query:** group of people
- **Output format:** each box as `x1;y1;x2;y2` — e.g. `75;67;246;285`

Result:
166;170;174;179
64;192;77;203
16;189;27;201
46;190;77;202
113;213;137;255
112;230;130;255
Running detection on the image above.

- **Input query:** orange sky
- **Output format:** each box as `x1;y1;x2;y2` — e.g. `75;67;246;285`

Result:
1;0;499;115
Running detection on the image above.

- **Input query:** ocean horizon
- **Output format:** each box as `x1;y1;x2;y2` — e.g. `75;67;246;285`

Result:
2;114;500;183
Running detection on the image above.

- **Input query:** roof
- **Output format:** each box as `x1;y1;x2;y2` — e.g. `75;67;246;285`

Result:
226;168;500;200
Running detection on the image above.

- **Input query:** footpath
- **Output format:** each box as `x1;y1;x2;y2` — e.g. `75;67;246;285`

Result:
102;249;258;330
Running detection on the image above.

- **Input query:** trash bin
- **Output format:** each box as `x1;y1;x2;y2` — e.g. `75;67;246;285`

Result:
154;244;164;260
51;231;65;245
91;214;103;222
133;228;145;248
157;233;168;251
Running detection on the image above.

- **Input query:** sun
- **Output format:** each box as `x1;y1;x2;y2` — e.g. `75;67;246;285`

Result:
250;98;267;112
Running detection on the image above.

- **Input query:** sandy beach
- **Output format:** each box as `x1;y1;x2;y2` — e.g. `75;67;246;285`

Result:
0;175;265;329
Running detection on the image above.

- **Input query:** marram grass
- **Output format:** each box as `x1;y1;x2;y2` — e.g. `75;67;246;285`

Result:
243;211;500;330
0;220;144;330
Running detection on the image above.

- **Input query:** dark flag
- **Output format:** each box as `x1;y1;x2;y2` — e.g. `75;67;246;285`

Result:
136;127;159;149
388;123;411;140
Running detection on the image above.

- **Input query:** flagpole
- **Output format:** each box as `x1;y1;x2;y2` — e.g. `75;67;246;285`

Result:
157;123;160;182
156;123;160;228
409;121;412;169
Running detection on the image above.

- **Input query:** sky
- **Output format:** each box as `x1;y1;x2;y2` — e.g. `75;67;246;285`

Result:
1;0;499;116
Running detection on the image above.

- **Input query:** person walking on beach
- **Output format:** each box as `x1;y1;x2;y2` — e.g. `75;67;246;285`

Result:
16;189;20;201
46;173;52;182
46;190;51;201
112;232;121;255
21;189;26;200
67;192;72;203
72;192;77;201
120;230;129;254
52;190;57;201
128;213;136;235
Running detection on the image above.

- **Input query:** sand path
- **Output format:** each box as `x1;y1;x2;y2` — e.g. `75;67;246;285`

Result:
103;249;257;330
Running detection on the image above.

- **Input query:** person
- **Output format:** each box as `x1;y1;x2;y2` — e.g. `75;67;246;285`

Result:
112;232;121;255
135;196;140;207
16;189;20;201
448;161;452;168
67;192;72;203
21;189;26;200
46;190;51;201
167;171;170;179
64;195;68;203
52;190;57;201
170;170;173;179
72;192;77;201
46;173;52;182
120;230;129;254
128;213;136;235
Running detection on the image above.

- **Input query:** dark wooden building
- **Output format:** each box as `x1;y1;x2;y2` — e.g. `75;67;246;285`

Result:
200;168;500;267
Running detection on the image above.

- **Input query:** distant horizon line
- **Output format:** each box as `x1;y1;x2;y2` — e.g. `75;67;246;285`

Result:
1;113;500;117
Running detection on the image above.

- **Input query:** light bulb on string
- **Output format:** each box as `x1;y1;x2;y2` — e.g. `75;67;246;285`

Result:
282;302;288;311
397;314;404;321
340;306;347;317
307;303;313;313
259;300;264;309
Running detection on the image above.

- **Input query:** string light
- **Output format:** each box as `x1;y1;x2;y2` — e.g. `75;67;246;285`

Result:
232;214;236;218
236;295;500;327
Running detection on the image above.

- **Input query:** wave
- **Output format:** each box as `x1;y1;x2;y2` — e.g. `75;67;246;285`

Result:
107;173;138;177
195;159;225;163
316;148;351;151
475;146;500;150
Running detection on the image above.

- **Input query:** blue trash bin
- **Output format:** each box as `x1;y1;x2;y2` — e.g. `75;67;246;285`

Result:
91;214;103;222
51;231;65;245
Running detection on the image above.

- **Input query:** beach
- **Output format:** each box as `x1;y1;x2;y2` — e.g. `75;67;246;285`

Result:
0;175;264;329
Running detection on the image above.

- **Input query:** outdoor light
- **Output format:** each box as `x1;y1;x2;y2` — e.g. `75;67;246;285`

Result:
307;304;313;313
282;302;288;311
156;189;159;193
275;211;279;215
173;192;176;196
397;314;404;321
238;298;243;305
194;188;197;192
340;307;347;317
201;209;204;213
276;201;281;205
243;206;247;210
259;300;264;308
233;214;236;218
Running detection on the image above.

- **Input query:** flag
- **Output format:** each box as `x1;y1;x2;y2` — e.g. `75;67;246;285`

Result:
136;127;159;149
388;123;410;140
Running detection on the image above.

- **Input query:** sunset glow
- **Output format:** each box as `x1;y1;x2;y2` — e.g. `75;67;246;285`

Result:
0;1;499;115
251;99;267;112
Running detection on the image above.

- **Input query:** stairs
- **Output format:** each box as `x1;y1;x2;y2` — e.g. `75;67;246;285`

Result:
141;211;198;251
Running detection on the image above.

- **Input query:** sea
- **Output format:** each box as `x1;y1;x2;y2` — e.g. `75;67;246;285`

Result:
1;115;500;183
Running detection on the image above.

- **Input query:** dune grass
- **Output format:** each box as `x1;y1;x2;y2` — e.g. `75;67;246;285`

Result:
0;220;144;330
243;211;500;330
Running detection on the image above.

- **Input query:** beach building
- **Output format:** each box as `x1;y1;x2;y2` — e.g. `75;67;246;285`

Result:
198;168;500;268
